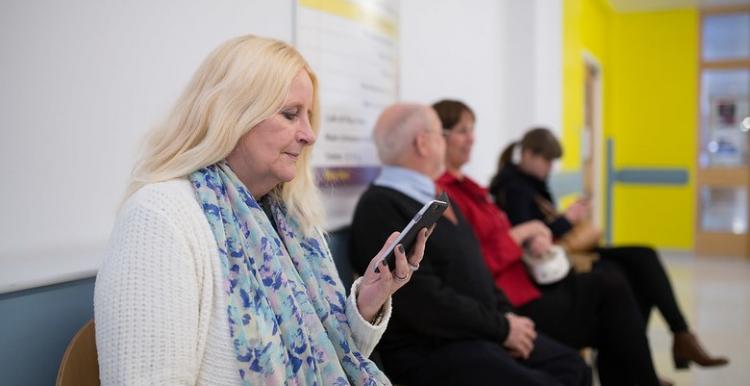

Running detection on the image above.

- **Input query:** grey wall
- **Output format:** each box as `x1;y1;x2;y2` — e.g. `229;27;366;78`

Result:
0;229;354;386
0;278;95;386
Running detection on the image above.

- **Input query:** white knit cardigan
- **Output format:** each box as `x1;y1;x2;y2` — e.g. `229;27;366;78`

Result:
94;179;392;385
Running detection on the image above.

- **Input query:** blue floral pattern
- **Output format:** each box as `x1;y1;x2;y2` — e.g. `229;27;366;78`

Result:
190;162;389;385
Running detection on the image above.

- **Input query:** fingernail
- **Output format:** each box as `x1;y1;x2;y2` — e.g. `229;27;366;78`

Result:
397;244;405;254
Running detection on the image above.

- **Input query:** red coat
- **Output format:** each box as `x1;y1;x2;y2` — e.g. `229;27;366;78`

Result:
437;172;540;307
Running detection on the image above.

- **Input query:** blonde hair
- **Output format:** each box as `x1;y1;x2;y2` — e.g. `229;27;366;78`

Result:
127;35;324;233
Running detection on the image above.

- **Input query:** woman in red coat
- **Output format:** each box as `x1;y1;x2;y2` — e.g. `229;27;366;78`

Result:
432;99;722;386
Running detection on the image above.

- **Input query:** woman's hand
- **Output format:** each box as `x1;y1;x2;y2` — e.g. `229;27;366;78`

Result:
356;226;431;322
509;220;551;245
564;198;591;224
526;234;553;257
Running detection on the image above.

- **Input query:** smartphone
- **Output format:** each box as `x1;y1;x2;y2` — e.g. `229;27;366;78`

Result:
380;192;449;270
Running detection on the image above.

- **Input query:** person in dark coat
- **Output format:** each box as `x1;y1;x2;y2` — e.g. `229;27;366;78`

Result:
350;103;591;386
490;127;729;372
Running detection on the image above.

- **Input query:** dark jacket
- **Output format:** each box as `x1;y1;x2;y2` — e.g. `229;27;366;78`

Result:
350;185;513;374
489;163;573;238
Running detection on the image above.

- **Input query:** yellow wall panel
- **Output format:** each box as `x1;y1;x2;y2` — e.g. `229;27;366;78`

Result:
608;9;697;249
609;10;698;168
562;0;583;172
562;0;612;228
612;185;694;249
563;1;698;249
562;0;612;172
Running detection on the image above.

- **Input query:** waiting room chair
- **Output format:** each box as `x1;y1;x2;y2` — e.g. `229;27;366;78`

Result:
56;319;100;386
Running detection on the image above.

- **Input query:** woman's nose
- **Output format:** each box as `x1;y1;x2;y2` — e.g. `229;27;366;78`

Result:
297;122;316;145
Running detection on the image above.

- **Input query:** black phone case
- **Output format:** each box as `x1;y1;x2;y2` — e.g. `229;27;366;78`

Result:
383;193;449;270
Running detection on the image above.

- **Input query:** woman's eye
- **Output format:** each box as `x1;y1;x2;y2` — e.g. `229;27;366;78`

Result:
282;109;299;120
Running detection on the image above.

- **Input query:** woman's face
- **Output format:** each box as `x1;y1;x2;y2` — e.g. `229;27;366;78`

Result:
444;110;475;171
520;150;553;180
227;70;315;197
424;109;448;178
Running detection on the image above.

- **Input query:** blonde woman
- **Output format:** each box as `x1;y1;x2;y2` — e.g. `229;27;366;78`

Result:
94;35;427;385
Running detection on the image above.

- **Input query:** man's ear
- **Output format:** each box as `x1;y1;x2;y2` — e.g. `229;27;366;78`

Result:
414;131;429;157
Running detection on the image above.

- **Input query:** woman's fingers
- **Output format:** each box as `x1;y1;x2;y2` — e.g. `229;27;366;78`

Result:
539;224;552;238
365;225;432;289
366;231;400;275
393;242;411;284
408;227;429;267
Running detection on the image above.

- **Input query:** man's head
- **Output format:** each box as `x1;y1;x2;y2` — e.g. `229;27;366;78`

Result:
373;103;446;178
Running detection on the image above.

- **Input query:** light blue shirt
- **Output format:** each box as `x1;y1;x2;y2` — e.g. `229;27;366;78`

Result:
373;165;436;205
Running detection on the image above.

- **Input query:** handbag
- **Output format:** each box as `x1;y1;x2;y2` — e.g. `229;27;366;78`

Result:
558;220;602;253
522;245;571;284
534;195;602;253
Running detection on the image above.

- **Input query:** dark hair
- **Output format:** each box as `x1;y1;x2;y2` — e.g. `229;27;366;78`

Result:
432;99;475;130
497;127;563;169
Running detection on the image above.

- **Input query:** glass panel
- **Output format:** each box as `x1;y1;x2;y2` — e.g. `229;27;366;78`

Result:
702;12;750;61
700;186;748;234
699;69;750;167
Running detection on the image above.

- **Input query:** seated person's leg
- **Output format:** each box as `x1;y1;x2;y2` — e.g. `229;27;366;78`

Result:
524;333;592;386
518;270;660;386
515;275;592;350
595;246;688;332
387;339;585;386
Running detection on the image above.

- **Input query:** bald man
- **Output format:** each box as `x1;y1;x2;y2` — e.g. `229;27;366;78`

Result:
350;103;591;386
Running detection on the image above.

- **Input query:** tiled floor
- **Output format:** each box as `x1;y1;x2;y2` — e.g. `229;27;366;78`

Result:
645;252;750;386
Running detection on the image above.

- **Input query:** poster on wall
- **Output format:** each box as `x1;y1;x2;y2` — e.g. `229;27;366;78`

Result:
706;96;749;166
296;0;399;230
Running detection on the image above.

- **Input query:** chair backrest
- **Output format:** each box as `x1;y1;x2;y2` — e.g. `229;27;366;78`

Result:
327;227;356;294
56;319;100;386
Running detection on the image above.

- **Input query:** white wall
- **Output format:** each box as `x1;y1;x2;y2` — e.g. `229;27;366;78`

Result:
400;0;562;185
0;0;294;263
0;0;564;288
506;0;564;139
503;0;537;149
399;0;508;185
532;0;563;137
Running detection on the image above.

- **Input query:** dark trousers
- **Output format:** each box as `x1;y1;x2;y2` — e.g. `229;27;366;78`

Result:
517;270;660;386
595;246;689;333
384;334;591;386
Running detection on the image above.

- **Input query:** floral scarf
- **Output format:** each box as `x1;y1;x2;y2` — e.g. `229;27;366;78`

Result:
190;162;389;385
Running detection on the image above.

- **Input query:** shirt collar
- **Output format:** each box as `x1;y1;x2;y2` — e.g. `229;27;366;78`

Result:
373;165;436;205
